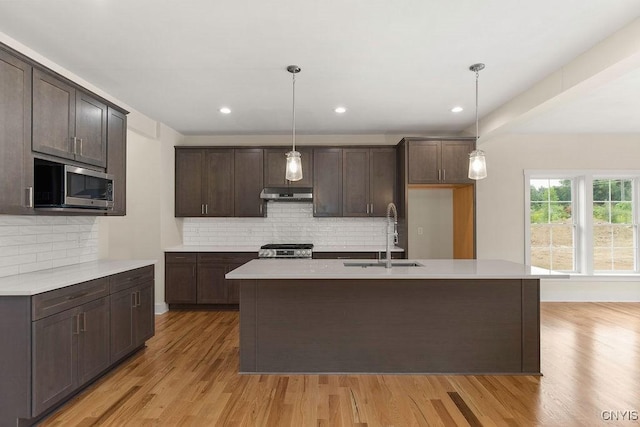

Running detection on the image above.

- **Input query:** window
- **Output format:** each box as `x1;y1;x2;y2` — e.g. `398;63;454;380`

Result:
592;178;636;272
526;171;640;275
529;179;575;271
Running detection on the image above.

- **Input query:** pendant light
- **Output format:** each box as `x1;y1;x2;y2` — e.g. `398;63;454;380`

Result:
468;63;487;180
285;65;303;181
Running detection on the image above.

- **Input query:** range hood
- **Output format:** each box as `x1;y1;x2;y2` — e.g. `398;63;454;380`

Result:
260;187;313;202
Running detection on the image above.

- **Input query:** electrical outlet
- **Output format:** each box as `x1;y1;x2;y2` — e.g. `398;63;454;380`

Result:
417;227;423;235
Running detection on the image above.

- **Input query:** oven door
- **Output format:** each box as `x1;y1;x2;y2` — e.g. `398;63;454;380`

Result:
64;165;114;209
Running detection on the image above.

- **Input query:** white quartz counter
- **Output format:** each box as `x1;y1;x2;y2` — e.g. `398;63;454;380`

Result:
0;259;156;296
225;259;569;280
165;245;405;253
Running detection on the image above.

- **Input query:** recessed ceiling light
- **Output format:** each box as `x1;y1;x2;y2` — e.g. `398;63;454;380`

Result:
451;106;463;113
334;107;347;114
219;107;231;114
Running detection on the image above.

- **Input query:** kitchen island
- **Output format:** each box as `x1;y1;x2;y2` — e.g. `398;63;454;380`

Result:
226;259;567;375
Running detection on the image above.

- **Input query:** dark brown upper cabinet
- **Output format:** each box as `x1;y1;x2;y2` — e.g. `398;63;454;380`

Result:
313;148;343;217
32;69;107;168
343;148;396;217
264;147;313;188
106;108;127;216
0;48;33;214
175;147;264;217
408;139;475;184
175;148;234;217
234;148;264;217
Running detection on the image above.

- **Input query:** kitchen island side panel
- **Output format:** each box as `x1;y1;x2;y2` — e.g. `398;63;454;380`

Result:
239;280;258;372
522;279;541;373
240;278;532;374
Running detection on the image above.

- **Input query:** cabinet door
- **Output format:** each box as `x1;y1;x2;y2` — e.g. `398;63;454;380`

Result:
197;263;228;303
134;282;154;345
77;297;110;385
175;149;204;216
343;149;370;217
32;68;75;161
264;147;313;187
204;149;234;216
165;262;197;304
408;140;440;184
74;91;107;167
441;140;474;183
32;307;79;416
110;288;135;362
106;107;127;215
369;148;397;216
0;49;33;214
234;149;264;217
313;148;342;217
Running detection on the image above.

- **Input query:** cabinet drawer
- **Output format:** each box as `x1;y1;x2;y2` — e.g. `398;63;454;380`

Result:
109;266;154;294
32;278;109;321
165;253;197;263
197;252;256;264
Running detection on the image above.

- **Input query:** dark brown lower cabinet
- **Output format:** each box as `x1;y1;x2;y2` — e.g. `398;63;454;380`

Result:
0;264;154;426
110;281;154;362
165;252;255;306
32;296;110;416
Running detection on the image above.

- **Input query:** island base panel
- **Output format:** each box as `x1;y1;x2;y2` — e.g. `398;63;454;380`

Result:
240;278;540;374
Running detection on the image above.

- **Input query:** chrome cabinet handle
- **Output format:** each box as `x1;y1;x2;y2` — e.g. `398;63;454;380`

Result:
26;187;33;208
443;169;446;181
73;314;80;335
201;204;205;215
131;292;136;308
366;204;369;214
80;312;87;332
79;138;83;156
438;169;441;181
370;203;374;215
205;204;208;214
259;203;263;214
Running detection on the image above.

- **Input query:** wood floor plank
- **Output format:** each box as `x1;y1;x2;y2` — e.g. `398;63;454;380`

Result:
38;303;640;426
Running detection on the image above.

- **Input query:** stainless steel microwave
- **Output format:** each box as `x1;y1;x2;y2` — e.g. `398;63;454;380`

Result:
34;159;114;210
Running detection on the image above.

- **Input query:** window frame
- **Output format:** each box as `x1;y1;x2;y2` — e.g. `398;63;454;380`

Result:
524;170;640;276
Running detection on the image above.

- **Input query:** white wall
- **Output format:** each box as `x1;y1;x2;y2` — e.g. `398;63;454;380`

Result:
99;118;183;313
476;133;640;301
407;189;453;259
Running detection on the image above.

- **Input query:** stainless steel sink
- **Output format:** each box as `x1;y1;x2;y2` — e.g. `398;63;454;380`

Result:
343;261;423;268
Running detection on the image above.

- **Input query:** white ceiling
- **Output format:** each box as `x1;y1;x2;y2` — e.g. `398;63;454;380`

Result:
0;0;639;136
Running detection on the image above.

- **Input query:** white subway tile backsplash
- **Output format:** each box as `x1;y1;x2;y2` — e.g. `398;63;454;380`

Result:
0;216;99;278
183;202;388;248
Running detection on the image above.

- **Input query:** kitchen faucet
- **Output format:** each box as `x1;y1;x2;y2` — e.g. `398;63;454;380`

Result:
385;202;398;268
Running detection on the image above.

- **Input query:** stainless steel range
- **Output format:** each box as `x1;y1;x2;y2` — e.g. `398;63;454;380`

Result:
259;243;313;259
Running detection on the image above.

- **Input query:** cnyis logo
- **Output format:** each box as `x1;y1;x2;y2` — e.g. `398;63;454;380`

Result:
601;410;639;421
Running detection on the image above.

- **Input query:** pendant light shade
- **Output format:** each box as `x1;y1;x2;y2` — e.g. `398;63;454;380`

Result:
468;149;487;180
285;150;303;181
285;65;303;182
468;63;487;180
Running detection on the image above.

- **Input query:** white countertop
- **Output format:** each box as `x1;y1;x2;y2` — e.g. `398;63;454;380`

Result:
0;259;156;296
225;259;569;280
165;245;404;253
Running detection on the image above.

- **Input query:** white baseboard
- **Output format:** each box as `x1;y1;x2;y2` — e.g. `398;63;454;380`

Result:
541;280;640;302
155;302;169;315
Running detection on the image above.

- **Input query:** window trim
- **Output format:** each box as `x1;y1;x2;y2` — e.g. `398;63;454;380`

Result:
524;170;640;276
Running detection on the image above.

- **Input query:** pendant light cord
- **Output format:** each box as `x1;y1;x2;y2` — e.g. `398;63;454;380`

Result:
475;68;479;145
292;72;296;152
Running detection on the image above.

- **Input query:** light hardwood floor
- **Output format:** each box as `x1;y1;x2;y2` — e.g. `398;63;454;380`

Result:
41;303;640;426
